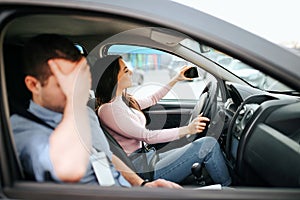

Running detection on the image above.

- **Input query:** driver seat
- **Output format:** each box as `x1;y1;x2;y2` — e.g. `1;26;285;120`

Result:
87;97;210;185
87;97;155;180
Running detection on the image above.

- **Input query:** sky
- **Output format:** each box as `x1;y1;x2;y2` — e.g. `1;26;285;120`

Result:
172;0;300;47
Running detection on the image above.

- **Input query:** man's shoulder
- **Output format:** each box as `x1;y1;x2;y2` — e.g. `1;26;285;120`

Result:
10;113;31;126
10;113;52;136
11;113;51;154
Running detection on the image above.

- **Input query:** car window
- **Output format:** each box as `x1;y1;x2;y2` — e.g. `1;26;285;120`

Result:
202;48;293;92
107;44;209;100
75;44;88;56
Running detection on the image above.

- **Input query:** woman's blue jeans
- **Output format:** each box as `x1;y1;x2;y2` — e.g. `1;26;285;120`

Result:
152;136;231;186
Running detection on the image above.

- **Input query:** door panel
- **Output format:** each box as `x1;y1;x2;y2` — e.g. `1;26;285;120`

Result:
144;101;196;130
143;100;197;151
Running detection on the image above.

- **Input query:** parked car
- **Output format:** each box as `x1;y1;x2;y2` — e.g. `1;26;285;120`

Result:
1;0;300;200
215;55;266;88
227;59;266;88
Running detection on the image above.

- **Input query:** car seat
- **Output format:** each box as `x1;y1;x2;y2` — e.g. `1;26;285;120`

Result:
87;97;213;185
87;97;158;180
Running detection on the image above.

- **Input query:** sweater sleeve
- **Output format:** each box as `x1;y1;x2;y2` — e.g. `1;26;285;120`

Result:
98;100;180;145
136;85;171;110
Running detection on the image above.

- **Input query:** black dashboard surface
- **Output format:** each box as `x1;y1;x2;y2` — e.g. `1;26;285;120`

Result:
225;83;300;187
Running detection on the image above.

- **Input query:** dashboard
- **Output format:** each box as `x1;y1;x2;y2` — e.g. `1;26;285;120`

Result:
223;83;300;187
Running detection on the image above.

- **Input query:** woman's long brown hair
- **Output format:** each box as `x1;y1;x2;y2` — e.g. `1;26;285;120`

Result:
122;90;141;111
94;55;141;112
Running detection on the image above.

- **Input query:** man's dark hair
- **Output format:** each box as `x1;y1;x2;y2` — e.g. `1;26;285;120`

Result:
23;34;82;85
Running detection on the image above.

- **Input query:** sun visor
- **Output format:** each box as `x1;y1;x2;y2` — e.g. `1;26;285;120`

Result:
150;29;184;46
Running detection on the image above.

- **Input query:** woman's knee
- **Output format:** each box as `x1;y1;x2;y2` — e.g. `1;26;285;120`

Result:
194;136;218;147
193;136;219;156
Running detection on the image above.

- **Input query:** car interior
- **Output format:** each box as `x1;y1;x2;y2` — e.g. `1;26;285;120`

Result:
88;26;300;188
1;7;300;193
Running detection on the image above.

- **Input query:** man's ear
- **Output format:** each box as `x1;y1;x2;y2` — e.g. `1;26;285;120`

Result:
24;76;40;94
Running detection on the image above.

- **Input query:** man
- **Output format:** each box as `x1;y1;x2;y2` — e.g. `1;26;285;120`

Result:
10;34;180;188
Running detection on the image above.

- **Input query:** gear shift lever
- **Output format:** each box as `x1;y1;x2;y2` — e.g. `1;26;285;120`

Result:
191;163;205;186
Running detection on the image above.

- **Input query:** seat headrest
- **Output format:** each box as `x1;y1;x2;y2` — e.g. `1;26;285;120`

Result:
87;98;96;110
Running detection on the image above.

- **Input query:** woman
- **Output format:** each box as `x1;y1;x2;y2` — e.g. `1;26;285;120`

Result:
94;55;231;186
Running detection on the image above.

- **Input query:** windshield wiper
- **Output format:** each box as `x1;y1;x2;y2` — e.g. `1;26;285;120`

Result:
268;90;300;96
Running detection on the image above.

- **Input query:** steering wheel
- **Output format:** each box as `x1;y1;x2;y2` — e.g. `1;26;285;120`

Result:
186;80;219;142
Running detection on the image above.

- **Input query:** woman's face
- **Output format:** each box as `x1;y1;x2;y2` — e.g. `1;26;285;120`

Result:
117;58;133;90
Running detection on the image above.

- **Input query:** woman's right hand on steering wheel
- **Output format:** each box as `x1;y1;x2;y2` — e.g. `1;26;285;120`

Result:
179;114;210;138
179;113;210;138
187;113;210;135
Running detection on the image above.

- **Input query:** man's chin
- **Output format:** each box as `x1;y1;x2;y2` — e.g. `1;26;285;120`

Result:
49;105;64;113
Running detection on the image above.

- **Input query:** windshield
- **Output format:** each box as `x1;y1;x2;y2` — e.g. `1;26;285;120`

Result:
199;47;293;92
